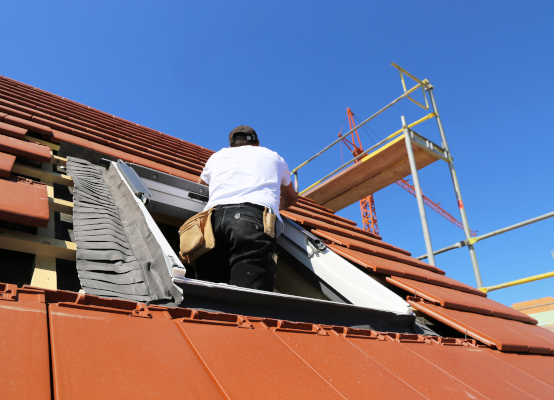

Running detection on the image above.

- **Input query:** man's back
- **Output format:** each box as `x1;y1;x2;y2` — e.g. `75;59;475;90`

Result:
201;145;291;221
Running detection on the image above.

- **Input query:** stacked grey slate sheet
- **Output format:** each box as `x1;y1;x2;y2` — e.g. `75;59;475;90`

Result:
66;157;182;305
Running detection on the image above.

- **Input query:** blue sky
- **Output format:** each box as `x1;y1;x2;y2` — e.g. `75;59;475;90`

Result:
2;1;553;307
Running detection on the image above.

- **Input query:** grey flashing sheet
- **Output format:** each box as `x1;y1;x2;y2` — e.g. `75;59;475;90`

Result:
66;157;183;305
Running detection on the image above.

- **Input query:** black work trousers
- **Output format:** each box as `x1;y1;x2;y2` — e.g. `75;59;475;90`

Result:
195;203;278;292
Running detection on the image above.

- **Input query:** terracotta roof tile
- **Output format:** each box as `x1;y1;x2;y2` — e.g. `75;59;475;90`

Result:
404;342;554;399
0;134;51;163
0;151;16;178
4;115;52;136
31;115;73;134
0;177;49;227
50;129;92;148
388;276;535;323
485;349;554;387
0;285;51;399
409;299;554;354
0;104;32;120
312;229;442;274
295;198;357;226
328;244;481;294
0;120;28;139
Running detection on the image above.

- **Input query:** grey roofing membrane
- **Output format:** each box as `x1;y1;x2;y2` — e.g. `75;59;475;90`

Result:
67;157;182;305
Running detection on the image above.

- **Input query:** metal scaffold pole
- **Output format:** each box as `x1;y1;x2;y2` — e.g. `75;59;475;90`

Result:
402;116;436;266
427;86;483;287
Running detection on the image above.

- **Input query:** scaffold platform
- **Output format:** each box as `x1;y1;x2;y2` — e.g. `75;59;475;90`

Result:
304;131;448;211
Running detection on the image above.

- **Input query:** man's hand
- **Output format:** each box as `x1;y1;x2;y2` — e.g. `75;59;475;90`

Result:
279;182;298;210
198;177;208;186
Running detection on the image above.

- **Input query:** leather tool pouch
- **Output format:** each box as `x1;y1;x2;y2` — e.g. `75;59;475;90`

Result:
178;208;215;265
263;207;277;238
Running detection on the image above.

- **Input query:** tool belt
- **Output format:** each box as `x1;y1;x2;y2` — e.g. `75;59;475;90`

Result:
179;208;215;265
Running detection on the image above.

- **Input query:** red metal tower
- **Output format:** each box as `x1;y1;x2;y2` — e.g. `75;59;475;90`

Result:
339;108;379;235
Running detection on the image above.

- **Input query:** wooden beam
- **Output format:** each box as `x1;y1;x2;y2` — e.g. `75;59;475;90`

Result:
12;162;73;187
51;155;67;167
49;197;73;214
0;228;76;261
25;136;60;152
31;160;59;289
31;255;57;289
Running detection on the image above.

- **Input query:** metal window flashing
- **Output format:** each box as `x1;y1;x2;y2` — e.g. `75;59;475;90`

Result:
277;217;412;316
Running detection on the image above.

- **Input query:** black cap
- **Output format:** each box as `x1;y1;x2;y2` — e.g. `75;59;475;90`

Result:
229;125;258;145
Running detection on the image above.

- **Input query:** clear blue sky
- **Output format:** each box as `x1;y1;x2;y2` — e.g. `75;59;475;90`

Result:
2;1;553;307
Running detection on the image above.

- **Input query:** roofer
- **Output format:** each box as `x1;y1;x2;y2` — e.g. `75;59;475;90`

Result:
196;125;298;291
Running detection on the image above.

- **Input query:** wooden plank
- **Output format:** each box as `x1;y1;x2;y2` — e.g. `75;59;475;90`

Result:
51;155;67;167
25;136;60;151
31;160;59;289
31;255;57;289
12;162;73;186
49;197;73;214
0;228;76;261
304;136;442;211
323;148;437;211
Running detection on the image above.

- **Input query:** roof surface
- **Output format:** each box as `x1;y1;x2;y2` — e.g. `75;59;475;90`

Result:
4;283;554;399
1;76;554;398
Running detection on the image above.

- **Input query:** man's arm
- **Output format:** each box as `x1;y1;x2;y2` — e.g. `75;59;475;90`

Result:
279;182;298;210
198;177;208;186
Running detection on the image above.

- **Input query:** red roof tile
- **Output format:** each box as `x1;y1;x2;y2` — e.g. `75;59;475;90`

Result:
312;229;442;274
0;120;28;139
4;115;52;136
388;276;535;323
0;151;16;178
328;244;480;293
403;341;554;399
409;299;554;354
0;177;49;228
485;349;554;388
0;134;51;163
0;285;51;400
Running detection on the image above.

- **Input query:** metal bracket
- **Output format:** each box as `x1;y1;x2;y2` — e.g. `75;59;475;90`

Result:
306;236;326;258
391;62;431;110
116;160;153;204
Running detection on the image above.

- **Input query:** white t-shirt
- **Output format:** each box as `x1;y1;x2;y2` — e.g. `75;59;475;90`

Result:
200;146;292;224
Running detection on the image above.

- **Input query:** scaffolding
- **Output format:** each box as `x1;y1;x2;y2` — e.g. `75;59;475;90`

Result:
291;63;482;284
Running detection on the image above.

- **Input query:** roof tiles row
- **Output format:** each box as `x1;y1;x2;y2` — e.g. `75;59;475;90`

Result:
0;76;214;179
281;203;554;355
410;298;554;355
388;276;535;323
4;283;554;399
